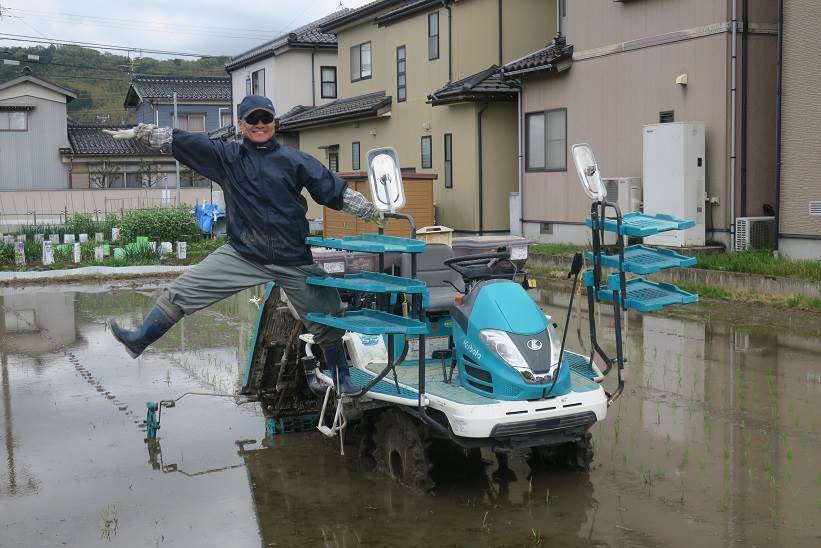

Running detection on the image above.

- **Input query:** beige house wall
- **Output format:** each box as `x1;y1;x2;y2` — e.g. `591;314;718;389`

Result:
300;0;551;232
562;0;728;52
780;0;821;243
522;34;729;230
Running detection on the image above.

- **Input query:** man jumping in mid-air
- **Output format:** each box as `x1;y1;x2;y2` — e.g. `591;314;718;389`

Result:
105;95;384;395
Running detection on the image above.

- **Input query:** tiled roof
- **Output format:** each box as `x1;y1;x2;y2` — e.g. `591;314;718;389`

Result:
427;66;519;106
277;92;391;131
319;0;409;32
66;125;165;156
374;0;441;26
502;36;575;76
124;76;231;107
225;10;348;71
207;123;238;141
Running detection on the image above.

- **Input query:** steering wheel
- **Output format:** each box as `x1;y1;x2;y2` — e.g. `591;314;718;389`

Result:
444;251;517;283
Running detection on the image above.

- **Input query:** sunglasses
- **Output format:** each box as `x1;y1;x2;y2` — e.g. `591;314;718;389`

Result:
244;111;275;125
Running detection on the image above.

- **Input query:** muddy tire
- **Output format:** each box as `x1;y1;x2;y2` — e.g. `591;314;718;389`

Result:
372;409;434;491
530;432;594;470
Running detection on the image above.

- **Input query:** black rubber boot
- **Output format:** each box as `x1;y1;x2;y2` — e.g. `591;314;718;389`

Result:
323;342;358;396
108;305;177;359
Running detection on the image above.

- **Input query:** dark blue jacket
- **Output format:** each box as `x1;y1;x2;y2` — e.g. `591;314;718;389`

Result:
171;130;347;265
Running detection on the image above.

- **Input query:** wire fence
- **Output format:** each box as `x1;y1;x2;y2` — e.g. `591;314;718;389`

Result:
0;188;211;231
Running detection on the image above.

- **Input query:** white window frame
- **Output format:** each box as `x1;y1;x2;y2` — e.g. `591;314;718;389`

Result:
350;41;372;82
218;107;232;127
0;110;28;131
252;69;265;95
177;113;207;133
525;108;567;172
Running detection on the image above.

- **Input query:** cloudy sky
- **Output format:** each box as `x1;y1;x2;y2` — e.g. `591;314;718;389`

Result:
0;0;373;58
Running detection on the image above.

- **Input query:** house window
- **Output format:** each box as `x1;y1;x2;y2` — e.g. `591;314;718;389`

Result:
245;78;251;96
176;113;206;132
125;172;144;189
0;111;28;131
219;108;232;127
526;108;566;171
329;151;339;172
251;69;265;95
444;133;453;188
421;136;432;169
351;41;372;81
352;141;361;171
321;66;337;98
659;110;675;123
397;45;407;102
428;12;440;60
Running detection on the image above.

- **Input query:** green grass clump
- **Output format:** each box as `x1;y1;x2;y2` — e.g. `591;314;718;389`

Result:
695;250;821;282
530;243;589;256
676;281;821;312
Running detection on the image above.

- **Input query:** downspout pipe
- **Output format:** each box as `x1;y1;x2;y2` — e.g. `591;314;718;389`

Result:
729;0;738;250
311;49;317;107
774;0;783;250
498;0;503;66
442;0;452;82
516;86;523;236
478;102;490;235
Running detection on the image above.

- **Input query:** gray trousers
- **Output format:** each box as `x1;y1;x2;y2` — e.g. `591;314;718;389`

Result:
156;244;344;348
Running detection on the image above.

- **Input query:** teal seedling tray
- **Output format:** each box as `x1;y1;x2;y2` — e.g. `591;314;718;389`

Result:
306;272;429;296
585;212;695;237
599;275;698;312
306;234;427;254
588;245;697;275
305;309;427;335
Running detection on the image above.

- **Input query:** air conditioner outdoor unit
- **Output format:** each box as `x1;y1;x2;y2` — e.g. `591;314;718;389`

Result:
735;216;776;250
603;177;642;214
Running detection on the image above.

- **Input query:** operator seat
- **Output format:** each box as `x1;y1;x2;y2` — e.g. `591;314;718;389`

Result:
400;243;464;313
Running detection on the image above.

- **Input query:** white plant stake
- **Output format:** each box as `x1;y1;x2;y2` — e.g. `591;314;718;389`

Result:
73;242;82;264
111;227;120;242
94;246;104;262
177;241;187;259
42;241;54;265
79;233;88;243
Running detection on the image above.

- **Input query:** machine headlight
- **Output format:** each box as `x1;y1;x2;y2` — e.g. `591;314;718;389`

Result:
479;329;528;372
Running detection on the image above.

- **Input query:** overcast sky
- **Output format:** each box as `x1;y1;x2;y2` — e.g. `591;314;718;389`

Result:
0;0;373;58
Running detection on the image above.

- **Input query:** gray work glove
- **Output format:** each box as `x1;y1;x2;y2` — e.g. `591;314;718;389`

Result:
103;124;155;143
367;210;388;229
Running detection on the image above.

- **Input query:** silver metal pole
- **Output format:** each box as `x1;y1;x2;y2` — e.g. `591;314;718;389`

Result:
173;92;181;206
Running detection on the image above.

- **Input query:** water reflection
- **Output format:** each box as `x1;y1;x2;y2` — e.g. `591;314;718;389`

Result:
0;283;819;546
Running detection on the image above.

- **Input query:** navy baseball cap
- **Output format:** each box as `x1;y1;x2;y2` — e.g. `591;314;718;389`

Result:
238;95;276;121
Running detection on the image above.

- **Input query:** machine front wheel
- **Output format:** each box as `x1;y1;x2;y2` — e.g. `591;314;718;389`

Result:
372;409;434;491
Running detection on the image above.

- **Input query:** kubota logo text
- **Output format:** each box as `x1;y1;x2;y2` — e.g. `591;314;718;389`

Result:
463;340;481;360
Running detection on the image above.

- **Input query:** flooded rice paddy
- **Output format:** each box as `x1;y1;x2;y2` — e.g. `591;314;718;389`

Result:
1;281;819;547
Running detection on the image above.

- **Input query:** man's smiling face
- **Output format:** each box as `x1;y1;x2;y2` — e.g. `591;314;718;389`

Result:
239;109;276;144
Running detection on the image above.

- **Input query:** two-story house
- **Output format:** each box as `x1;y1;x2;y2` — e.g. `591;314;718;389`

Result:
0;71;76;191
779;1;821;259
225;10;348;148
505;0;779;250
124;75;232;133
277;0;555;233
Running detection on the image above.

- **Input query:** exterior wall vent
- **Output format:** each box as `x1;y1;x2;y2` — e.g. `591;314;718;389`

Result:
809;201;821;217
735;216;776;251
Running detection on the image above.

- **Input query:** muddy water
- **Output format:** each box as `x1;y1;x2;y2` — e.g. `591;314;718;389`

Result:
1;282;820;547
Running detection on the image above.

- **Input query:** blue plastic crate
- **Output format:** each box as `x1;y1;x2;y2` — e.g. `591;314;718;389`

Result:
306;272;429;295
266;413;319;436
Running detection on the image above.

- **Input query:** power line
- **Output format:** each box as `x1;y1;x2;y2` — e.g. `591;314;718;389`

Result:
0;32;216;58
2;5;294;39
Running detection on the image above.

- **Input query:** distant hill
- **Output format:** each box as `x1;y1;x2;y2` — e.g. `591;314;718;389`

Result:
0;45;230;124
